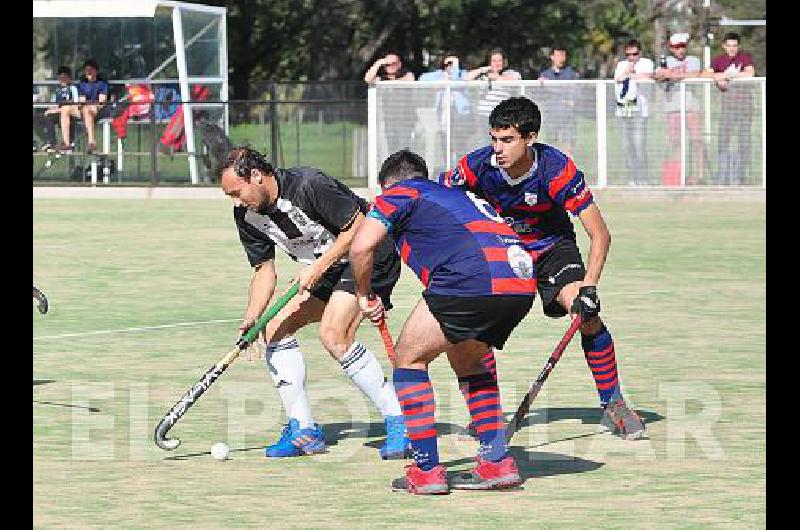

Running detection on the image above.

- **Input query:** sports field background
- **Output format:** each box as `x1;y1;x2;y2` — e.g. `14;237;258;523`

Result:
33;197;765;527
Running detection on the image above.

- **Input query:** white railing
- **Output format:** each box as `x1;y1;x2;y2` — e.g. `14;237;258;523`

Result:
368;77;766;190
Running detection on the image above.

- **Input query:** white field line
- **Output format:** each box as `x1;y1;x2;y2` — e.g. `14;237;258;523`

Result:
33;318;240;341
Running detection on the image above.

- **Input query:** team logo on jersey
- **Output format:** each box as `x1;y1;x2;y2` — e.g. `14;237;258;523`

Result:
507;218;535;234
507;245;534;279
524;192;538;205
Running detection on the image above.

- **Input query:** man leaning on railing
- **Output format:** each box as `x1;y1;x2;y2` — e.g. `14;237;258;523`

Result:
613;38;654;186
654;32;705;185
707;32;756;185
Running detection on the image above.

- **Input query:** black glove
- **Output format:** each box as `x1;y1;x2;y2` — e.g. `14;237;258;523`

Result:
570;285;600;320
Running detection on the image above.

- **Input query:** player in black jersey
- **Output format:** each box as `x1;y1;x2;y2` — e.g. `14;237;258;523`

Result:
219;147;408;459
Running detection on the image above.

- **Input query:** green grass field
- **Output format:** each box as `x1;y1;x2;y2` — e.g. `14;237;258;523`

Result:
33;197;765;528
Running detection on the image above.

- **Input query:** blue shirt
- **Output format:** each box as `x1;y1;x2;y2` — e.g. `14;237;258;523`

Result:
418;68;468;81
77;76;109;102
369;178;536;297
539;66;579;80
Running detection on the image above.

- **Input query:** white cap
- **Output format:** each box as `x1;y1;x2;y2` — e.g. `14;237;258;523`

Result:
669;33;690;45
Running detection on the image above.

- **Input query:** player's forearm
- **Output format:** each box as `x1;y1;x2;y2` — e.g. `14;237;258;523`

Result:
349;238;375;298
364;62;382;83
583;230;610;286
245;261;277;319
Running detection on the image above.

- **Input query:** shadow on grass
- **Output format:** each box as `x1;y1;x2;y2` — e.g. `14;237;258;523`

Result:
33;379;55;386
514;406;664;430
33;400;100;412
442;447;604;484
322;421;470;450
164;446;265;460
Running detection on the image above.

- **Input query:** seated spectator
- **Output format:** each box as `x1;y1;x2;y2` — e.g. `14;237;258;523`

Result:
418;52;468;81
364;52;415;83
466;48;521;80
77;59;109;154
33;66;80;153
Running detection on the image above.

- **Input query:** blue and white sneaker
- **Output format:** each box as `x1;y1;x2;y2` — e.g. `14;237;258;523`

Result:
265;420;327;457
380;415;410;460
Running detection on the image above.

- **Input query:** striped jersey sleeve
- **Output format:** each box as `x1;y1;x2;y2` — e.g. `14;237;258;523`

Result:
544;157;594;215
369;185;420;232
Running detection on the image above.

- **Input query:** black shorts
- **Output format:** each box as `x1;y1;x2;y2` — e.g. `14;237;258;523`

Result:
536;238;586;318
423;293;535;349
311;236;400;310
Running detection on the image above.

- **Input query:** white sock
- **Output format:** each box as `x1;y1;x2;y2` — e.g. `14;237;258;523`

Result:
339;342;402;417
265;336;315;429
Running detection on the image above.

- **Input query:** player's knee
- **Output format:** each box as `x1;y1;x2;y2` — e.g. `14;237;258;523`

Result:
318;323;350;359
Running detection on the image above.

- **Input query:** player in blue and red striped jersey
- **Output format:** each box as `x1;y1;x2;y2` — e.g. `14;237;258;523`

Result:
440;96;646;440
350;149;537;495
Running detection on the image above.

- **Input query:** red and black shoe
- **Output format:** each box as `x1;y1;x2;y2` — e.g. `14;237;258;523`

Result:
601;395;647;440
450;456;522;490
391;463;450;495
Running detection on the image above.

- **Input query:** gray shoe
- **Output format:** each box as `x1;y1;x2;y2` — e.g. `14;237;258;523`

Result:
601;395;647;440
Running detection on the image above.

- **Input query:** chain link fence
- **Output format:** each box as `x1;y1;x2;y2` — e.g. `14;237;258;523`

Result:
369;78;765;188
32;81;368;188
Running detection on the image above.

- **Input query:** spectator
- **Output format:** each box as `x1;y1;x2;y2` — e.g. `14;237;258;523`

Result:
418;53;472;170
613;39;654;185
466;48;521;80
707;32;755;185
76;59;109;154
538;44;580;158
473;48;521;119
418;52;468;81
654;32;705;185
364;52;415;83
419;52;471;120
33;66;80;153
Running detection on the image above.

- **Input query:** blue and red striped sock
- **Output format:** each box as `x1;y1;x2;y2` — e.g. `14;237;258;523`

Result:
582;324;621;406
393;368;439;471
459;372;507;462
481;349;498;381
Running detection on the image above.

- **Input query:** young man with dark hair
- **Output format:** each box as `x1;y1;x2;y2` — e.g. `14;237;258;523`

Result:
440;96;646;440
707;32;756;184
538;44;581;158
76;59;109;154
613;39;655;185
219;147;408;459
351;149;537;494
34;66;80;153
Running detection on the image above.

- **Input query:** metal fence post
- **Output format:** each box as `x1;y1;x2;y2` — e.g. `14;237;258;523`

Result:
151;103;158;186
368;86;378;190
680;83;687;187
596;81;607;188
270;83;279;166
762;80;766;188
445;83;452;171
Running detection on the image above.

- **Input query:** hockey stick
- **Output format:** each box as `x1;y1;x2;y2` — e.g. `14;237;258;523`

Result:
33;285;49;314
377;319;396;366
505;314;582;444
153;282;299;450
367;294;396;365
